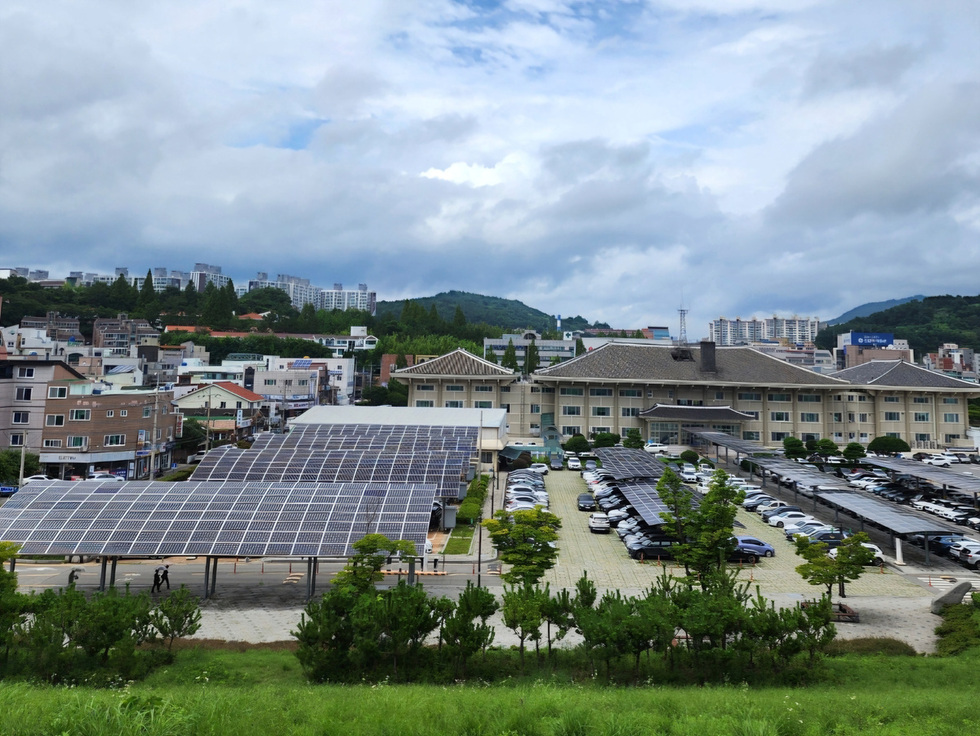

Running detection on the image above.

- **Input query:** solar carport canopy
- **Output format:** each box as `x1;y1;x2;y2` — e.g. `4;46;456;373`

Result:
594;448;665;481
815;491;960;537
0;480;436;558
862;456;980;496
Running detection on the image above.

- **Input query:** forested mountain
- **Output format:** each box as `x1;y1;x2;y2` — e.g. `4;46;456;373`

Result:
815;295;980;356
827;295;924;325
376;291;603;333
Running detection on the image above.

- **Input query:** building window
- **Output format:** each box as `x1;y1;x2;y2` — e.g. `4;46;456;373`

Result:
885;432;901;439
69;409;91;421
619;389;642;398
859;413;868;422
767;393;791;402
915;433;931;442
143;407;152;418
45;414;65;427
883;396;900;403
884;412;901;422
500;386;510;392
17;367;34;378
298;379;308;387
832;412;843;422
501;404;511;412
622;407;639;417
913;397;931;404
417;384;434;391
120;410;128;417
9;433;24;447
446;385;464;392
741;411;759;419
798;394;821;403
474;400;493;409
589;388;613;397
15;387;32;401
560;387;584;396
860;432;869;441
770;412;790;422
737;392;762;401
283;380;292;386
800;413;820;423
530;404;541;414
541;387;554;393
771;432;789;441
219;401;227;409
801;433;819;442
945;434;962;443
562;406;582;416
591;427;611;435
48;386;68;399
714;391;725;400
12;412;29;424
943;413;960;423
415;400;434;407
43;439;62;448
592;407;611;417
742;431;760;441
264;379;276;386
104;434;126;446
676;399;703;406
67;436;86;448
106;410;114;418
943;398;960;404
561;425;581;436
474;385;494;393
913;412;929;422
444;400;463;408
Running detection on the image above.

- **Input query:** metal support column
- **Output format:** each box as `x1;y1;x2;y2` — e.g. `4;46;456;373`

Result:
407;557;416;586
99;557;108;591
109;557;118;588
8;558;15;573
210;557;218;597
203;556;211;599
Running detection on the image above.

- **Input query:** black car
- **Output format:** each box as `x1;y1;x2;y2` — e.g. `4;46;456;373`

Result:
577;493;596;511
627;538;676;560
728;547;760;564
550;457;564;471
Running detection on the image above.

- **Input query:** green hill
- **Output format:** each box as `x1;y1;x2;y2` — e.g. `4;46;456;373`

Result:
376;291;602;332
827;295;924;325
816;294;980;356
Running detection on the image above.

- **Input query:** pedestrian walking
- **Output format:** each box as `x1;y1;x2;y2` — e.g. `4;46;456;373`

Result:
68;569;79;586
152;568;162;593
158;564;170;590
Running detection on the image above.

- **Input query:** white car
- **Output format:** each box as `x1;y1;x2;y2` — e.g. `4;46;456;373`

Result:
567;457;582;470
22;475;53;483
921;455;952;467
644;443;670;454
829;543;884;566
588;513;611;533
769;511;815;528
85;473;125;481
528;463;550;474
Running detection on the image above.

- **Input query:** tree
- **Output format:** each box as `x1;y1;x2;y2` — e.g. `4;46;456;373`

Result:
592;432;620;448
485;347;499;365
868;435;911;454
501;584;547;669
680;449;700;465
482;507;561;586
575;338;586;356
442;582;498;678
815;438;840;457
331;534;417;593
564;434;591;454
622;428;644;450
0;450;40;484
136;269;158;322
523;339;540;375
782;436;808;460
452;305;467;331
842;442;867;462
151;586;202;650
794;532;875;599
501;339;519;371
658;468;745;583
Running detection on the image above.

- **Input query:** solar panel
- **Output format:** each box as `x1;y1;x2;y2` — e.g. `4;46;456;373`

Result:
594;448;665;481
0;481;437;558
815;491;961;536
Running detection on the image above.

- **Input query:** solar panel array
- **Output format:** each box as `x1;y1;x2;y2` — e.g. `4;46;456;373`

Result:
593;448;665;481
689;430;770;456
615;479;678;525
195;424;478;498
0;480;434;558
815;491;959;536
862;457;980;493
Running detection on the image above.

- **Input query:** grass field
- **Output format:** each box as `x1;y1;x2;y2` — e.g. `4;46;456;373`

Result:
2;643;979;735
443;524;475;554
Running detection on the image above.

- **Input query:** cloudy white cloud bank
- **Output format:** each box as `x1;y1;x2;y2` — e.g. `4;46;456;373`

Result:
2;0;979;336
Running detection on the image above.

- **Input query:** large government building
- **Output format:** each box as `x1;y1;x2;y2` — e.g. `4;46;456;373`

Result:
395;342;980;450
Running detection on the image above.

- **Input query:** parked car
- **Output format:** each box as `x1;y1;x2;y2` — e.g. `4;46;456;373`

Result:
550;457;564;471
734;536;775;558
22;475;53;483
643;442;670;455
528;463;550;474
768;511;815;528
627;538;676;560
85;473;125;481
588;513;611;533
577;493;597;511
567;457;582;470
921;455;952;467
829;543;885;566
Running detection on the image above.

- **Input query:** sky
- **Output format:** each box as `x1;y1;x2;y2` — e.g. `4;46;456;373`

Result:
2;1;979;338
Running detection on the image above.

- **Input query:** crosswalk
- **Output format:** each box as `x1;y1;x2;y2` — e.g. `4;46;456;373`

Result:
916;576;980;592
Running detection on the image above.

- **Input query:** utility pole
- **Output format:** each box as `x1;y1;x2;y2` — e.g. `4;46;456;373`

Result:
18;433;26;485
148;383;160;479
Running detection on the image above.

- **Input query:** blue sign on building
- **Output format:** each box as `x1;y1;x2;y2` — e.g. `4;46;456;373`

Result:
852;332;893;347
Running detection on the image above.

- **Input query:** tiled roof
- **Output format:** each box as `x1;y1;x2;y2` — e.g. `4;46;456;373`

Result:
396;348;515;377
832;360;980;390
188;381;265;403
638;404;758;421
534;343;847;386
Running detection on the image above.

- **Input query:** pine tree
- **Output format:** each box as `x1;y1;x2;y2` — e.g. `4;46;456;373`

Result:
501;339;520;371
523;339;540;374
137;269;158;322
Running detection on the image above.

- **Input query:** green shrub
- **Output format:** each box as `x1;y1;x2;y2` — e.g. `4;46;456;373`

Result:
935;604;980;656
679;450;700;465
824;637;918;657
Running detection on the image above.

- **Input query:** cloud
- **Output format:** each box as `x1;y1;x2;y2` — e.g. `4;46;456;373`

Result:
802;43;924;98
